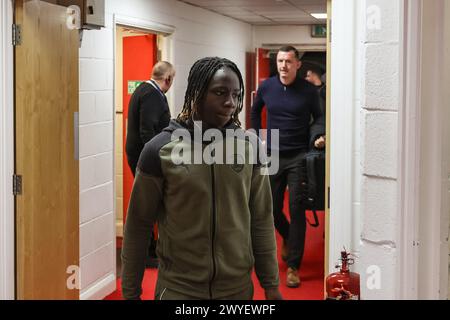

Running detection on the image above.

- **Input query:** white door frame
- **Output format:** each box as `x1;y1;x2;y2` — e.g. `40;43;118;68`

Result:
416;0;449;299
444;0;450;300
397;0;422;300
329;0;361;272
113;15;175;121
398;0;449;299
111;13;174;277
0;0;15;300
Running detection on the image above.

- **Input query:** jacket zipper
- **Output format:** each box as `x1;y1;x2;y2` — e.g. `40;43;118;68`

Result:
209;165;217;299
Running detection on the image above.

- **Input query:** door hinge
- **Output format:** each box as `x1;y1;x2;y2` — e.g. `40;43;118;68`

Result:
327;187;330;209
13;174;22;196
12;24;22;46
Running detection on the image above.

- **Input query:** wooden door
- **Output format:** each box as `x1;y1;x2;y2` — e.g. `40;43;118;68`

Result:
15;0;79;299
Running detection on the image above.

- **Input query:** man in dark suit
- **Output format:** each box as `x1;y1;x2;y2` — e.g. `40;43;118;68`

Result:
126;61;175;175
125;61;175;268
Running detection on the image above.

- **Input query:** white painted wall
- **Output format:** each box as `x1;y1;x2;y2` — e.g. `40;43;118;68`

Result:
79;8;115;298
79;0;253;299
331;0;402;299
332;0;450;300
0;0;14;300
253;25;326;51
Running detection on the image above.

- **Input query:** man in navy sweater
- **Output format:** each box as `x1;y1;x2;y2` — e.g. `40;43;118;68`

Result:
251;46;325;288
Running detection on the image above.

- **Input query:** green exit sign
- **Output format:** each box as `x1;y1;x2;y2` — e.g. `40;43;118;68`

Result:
311;25;327;38
128;80;144;95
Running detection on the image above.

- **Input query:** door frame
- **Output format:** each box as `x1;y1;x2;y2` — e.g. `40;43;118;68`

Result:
112;14;174;277
328;0;359;273
397;0;422;299
324;0;332;290
414;0;449;299
0;0;15;300
398;0;449;300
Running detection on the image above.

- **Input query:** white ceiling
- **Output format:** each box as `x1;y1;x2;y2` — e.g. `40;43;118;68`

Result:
178;0;327;25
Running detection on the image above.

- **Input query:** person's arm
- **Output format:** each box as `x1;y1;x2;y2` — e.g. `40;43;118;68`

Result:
139;91;166;144
158;106;171;133
309;89;326;149
250;87;266;131
121;144;164;300
250;161;282;300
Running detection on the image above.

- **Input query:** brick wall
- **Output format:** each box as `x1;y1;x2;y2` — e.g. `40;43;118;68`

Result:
359;0;401;299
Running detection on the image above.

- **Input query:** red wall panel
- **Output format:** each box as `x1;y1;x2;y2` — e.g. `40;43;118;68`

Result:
122;34;157;224
257;48;270;129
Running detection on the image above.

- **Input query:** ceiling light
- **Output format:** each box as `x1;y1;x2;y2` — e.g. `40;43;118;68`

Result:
311;13;327;19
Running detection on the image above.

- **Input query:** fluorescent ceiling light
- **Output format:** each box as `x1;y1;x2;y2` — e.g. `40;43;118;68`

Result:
310;13;327;19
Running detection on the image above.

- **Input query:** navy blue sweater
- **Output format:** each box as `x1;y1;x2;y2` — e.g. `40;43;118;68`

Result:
251;76;325;152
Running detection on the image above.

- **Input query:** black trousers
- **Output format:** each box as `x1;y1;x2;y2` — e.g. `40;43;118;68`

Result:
269;149;307;270
127;154;157;258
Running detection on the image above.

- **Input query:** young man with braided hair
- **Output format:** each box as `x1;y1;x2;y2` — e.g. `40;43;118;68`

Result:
121;57;282;300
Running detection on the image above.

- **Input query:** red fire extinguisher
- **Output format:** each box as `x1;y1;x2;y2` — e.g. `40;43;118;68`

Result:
326;249;360;300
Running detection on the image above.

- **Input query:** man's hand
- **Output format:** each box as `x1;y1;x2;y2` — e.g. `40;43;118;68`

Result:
314;135;326;149
264;287;283;300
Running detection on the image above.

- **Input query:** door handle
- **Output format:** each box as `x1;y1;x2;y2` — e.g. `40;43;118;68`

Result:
250;91;256;107
74;112;79;160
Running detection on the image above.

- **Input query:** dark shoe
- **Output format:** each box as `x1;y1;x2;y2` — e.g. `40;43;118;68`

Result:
286;267;300;288
281;239;289;262
145;256;159;269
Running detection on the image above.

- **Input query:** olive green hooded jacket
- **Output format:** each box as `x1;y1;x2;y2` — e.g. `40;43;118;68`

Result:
121;120;279;300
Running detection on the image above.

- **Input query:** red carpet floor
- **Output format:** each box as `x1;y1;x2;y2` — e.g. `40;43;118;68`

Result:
105;209;325;301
